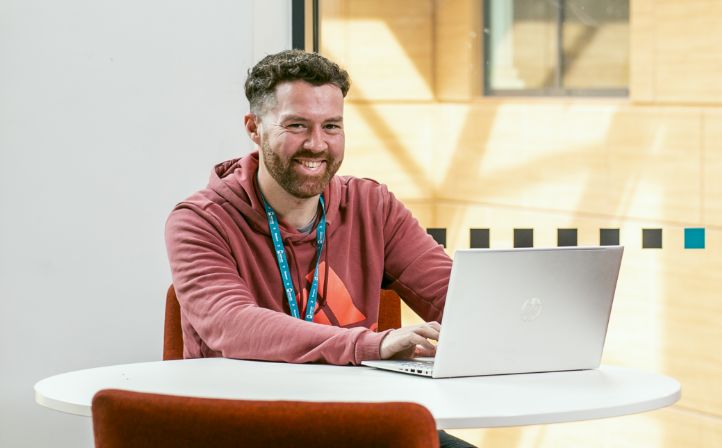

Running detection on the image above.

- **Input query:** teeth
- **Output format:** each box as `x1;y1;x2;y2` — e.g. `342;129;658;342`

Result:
301;161;322;169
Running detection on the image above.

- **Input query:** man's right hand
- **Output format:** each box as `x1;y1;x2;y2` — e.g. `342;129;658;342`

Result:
379;321;441;360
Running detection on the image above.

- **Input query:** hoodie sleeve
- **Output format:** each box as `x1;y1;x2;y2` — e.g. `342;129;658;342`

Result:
381;188;452;322
165;207;388;365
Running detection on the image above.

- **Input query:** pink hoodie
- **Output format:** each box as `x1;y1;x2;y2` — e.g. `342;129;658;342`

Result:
165;152;451;365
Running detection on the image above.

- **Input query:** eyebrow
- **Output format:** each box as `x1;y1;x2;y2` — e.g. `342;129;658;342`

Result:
280;115;343;123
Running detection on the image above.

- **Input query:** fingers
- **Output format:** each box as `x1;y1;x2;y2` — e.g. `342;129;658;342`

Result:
408;333;436;352
379;322;443;360
391;334;436;360
411;323;440;342
413;345;436;358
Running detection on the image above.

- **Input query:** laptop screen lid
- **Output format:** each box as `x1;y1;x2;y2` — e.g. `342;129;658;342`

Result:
432;246;623;378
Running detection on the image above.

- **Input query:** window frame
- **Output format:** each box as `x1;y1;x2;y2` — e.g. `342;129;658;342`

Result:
292;0;320;52
482;0;629;97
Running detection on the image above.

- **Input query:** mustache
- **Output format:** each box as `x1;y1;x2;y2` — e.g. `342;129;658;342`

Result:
291;149;331;160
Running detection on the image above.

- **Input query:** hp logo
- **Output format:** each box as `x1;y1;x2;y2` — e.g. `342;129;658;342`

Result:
521;297;543;322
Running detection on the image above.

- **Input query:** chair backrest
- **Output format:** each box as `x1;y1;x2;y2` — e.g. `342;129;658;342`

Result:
378;289;402;331
162;286;184;361
163;285;402;360
92;389;439;448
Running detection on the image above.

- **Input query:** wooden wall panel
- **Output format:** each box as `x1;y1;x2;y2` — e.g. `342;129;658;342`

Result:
434;0;482;100
704;109;722;226
434;102;610;213
339;103;435;200
654;0;722;104
433;103;701;223
604;107;702;222
563;23;630;89
403;201;435;229
629;0;655;102
320;0;434;101
430;103;498;194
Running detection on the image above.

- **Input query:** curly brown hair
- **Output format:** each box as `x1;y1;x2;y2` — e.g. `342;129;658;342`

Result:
244;50;351;115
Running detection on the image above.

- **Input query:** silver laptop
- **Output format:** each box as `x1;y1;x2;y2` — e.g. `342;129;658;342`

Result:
363;246;623;378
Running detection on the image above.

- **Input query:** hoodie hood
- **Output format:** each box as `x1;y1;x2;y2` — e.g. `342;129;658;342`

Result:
207;151;342;241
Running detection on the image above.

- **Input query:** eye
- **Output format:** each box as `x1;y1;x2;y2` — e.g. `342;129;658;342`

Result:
324;123;343;132
284;123;307;133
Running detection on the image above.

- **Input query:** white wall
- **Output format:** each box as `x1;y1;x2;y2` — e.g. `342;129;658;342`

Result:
0;1;290;446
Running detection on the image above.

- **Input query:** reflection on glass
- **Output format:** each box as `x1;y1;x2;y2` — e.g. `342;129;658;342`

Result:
563;0;629;89
487;0;629;94
488;0;557;90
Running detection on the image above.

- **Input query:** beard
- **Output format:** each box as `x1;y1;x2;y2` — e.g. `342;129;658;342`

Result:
261;140;342;199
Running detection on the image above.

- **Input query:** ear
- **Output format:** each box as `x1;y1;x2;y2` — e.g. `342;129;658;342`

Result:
244;113;262;146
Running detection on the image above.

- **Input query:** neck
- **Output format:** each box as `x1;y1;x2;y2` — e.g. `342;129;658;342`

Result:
257;169;319;229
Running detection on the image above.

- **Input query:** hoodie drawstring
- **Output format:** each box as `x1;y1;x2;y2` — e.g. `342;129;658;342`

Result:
322;188;331;310
323;228;330;309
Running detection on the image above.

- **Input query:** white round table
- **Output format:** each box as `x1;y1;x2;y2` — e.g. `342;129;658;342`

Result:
35;358;680;429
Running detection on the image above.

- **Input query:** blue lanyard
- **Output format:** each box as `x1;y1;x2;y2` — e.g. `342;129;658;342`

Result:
261;195;326;321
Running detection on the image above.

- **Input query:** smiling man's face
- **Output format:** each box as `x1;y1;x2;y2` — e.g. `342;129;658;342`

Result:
256;80;345;199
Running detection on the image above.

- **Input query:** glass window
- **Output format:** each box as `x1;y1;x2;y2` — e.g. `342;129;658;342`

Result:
484;0;629;96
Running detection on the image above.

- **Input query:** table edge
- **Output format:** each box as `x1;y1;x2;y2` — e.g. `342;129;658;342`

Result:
33;361;683;427
437;387;681;429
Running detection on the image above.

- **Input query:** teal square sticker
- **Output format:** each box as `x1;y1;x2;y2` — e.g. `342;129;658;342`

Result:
684;228;705;249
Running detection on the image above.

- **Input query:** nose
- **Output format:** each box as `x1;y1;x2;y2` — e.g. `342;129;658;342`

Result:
303;125;328;152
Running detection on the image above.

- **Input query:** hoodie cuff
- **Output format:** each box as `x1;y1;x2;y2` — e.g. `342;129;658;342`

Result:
354;329;393;364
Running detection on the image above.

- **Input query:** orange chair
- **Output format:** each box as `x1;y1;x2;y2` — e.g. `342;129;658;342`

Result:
163;285;402;360
92;389;439;448
162;286;184;361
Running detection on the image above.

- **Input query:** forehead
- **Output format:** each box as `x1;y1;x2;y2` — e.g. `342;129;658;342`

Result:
270;80;344;120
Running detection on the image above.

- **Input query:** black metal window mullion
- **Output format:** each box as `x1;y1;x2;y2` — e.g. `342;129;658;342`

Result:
291;0;320;52
482;0;492;95
291;0;305;50
555;0;565;91
312;0;319;53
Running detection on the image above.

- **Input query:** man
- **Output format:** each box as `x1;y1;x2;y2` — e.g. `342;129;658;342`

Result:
166;50;473;447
